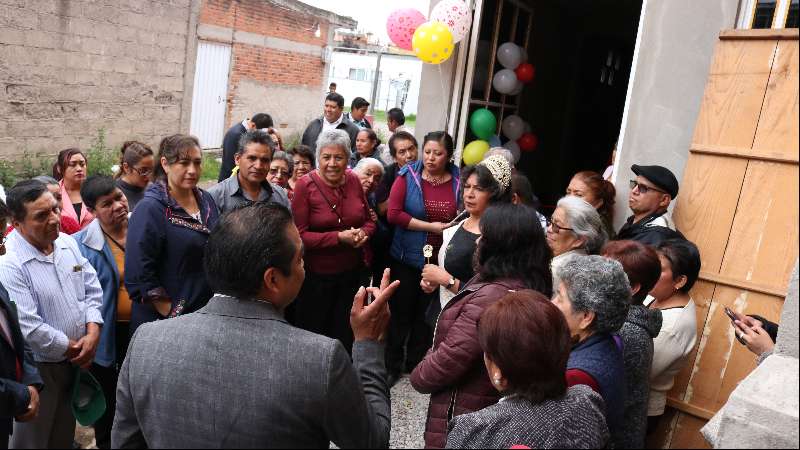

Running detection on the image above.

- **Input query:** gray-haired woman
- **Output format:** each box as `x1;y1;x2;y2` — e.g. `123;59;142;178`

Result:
290;129;375;353
546;195;608;275
551;255;630;449
267;150;294;192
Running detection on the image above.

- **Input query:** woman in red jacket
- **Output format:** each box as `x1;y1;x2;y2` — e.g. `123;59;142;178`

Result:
410;203;552;448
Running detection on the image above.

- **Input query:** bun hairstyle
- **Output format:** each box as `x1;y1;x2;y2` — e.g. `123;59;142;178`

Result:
573;170;616;224
116;141;154;179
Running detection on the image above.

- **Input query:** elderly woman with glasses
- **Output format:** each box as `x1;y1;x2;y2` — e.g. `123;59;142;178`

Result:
267;151;294;198
115;141;155;211
546;196;608;275
290;129;375;353
551;255;630;449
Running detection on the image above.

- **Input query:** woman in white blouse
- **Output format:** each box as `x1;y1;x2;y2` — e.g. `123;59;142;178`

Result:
645;238;702;433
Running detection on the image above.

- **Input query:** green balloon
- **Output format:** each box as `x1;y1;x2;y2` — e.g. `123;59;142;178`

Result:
469;109;497;140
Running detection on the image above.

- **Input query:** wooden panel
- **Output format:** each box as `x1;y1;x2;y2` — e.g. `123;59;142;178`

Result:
681;286;783;412
751;40;800;161
668;281;715;401
720;28;800;41
691;39;776;148
669;413;712;449
673;154;748;275
690;143;799;164
719;162;800;289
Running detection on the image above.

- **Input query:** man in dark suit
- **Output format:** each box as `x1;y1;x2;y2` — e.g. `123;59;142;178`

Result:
112;203;398;448
0;200;43;449
218;113;274;181
301;93;359;155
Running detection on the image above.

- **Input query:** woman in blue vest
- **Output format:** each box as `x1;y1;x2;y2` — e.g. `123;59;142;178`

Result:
551;254;630;449
386;131;460;387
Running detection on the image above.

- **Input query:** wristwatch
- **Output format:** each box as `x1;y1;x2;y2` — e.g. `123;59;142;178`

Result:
446;278;456;289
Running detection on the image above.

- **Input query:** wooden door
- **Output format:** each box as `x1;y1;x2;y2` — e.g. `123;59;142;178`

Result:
651;28;799;448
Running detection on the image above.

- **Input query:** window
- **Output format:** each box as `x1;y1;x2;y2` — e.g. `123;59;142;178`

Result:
349;68;366;81
739;0;799;28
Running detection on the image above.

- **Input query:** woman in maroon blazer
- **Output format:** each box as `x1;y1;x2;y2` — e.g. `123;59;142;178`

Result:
410;204;552;448
291;129;375;354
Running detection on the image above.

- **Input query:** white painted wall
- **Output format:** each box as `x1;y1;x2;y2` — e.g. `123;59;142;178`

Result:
327;51;423;114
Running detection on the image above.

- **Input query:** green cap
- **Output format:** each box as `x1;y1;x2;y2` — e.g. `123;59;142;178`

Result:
71;368;106;426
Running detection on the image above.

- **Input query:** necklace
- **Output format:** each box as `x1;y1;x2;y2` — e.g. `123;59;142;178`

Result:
423;172;447;186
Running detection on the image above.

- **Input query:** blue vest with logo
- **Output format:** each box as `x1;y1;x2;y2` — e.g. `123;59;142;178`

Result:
390;160;460;269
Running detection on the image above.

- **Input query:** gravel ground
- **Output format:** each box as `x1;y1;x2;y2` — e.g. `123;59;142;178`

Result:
390;375;428;449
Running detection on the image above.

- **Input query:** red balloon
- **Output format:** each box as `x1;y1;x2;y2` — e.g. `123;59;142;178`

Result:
515;63;535;83
518;132;539;152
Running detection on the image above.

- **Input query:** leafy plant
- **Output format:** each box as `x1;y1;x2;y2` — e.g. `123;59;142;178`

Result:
85;128;119;177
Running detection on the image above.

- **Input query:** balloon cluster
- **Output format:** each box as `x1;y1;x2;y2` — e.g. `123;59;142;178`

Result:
492;42;535;95
465;112;539;166
387;1;471;65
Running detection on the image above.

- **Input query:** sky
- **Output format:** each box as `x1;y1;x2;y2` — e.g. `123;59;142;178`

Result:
299;0;432;44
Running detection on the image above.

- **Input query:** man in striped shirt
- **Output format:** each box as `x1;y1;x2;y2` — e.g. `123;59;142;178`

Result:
0;180;103;449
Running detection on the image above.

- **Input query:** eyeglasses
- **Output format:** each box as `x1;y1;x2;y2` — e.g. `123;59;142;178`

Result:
546;218;574;234
629;180;666;195
269;168;290;177
133;166;153;177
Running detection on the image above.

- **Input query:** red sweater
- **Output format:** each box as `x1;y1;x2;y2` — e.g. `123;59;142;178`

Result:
291;170;375;274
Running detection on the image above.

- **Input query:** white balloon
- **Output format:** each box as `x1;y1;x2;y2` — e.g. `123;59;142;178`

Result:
503;140;521;163
502;115;525;141
497;42;521;69
492;69;518;95
431;0;472;43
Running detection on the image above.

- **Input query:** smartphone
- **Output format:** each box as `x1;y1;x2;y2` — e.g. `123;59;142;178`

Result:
724;306;747;345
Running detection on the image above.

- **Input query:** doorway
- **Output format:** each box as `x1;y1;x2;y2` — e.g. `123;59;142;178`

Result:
190;41;232;149
459;0;642;212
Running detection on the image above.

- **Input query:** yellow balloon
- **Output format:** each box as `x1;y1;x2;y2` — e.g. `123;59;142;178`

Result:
412;21;455;65
462;140;490;166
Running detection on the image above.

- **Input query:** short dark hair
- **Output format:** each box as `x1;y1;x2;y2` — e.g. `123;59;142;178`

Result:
476;204;552;295
657;238;702;293
511;173;541;210
602;240;661;305
351;97;370;110
460;163;513;204
288;145;316;168
0;198;10;225
388;131;417;158
329;82;337;88
204;203;297;299
52;148;87;181
237;130;275;156
81;175;117;210
387;108;405;125
325;92;345;109
153;134;201;182
7;180;50;222
251;113;274;129
423;131;455;159
478;290;571;403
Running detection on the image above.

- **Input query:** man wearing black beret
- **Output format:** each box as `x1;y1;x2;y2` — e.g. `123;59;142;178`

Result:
616;164;684;246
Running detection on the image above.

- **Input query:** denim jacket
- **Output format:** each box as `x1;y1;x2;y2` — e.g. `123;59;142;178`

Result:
74;219;121;368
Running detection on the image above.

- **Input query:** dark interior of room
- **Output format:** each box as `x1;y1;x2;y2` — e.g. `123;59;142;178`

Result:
464;0;642;213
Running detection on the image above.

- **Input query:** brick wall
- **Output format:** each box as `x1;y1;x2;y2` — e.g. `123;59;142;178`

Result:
0;0;196;159
198;0;347;139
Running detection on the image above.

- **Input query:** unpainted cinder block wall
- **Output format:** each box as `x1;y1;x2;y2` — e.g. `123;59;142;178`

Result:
0;0;197;161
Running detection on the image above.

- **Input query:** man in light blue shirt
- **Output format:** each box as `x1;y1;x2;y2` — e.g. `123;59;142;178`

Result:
0;180;103;449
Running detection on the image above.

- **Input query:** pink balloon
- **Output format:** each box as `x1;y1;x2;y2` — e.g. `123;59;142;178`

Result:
387;9;427;51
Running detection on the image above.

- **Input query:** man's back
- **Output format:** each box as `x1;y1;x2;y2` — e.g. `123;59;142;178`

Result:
112;296;389;449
